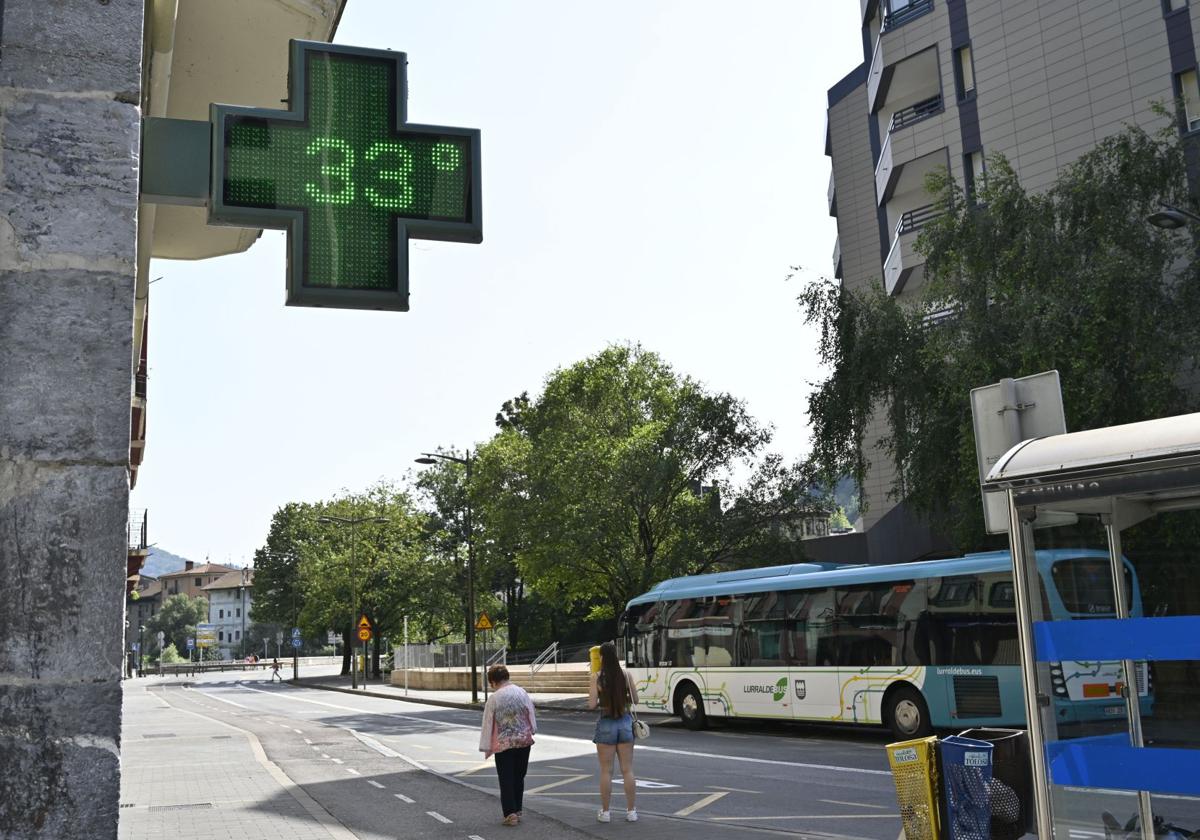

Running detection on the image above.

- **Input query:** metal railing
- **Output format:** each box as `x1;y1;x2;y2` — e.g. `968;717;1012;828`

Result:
530;641;559;676
486;647;507;668
888;93;942;134
883;0;933;32
895;202;942;236
128;509;148;551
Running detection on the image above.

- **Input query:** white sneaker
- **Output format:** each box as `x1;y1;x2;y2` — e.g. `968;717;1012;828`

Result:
626;810;638;822
597;810;611;823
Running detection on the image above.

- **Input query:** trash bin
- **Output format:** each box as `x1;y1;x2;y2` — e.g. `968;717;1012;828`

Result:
886;736;942;840
959;728;1033;840
939;735;994;840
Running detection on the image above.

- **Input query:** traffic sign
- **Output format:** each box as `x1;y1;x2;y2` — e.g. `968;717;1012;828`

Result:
358;615;371;630
474;612;494;632
291;638;303;649
131;642;139;652
195;623;217;647
186;638;194;650
357;627;372;642
291;627;302;639
208;40;482;311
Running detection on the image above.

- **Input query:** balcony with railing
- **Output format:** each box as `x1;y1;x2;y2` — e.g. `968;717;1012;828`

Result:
888;93;942;134
883;202;940;295
827;169;837;217
882;0;933;33
867;20;938;114
875;93;946;206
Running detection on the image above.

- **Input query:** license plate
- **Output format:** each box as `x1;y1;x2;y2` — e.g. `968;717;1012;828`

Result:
1104;705;1125;717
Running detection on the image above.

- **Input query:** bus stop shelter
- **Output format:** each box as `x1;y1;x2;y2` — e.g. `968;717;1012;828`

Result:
983;413;1200;840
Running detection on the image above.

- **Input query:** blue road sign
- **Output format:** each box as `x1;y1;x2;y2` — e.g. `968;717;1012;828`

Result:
132;642;139;652
291;638;302;649
291;627;301;639
186;637;195;650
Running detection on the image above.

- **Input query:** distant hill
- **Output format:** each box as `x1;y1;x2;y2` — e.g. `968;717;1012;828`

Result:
140;547;193;579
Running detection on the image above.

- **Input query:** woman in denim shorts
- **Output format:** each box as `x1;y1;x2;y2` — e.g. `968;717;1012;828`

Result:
588;642;640;823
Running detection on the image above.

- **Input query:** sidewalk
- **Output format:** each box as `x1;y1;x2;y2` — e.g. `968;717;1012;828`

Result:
294;672;593;711
120;681;353;840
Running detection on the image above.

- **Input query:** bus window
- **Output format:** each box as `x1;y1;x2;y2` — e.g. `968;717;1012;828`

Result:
787;588;837;666
1051;558;1132;615
700;596;737;667
664;599;703;667
625;604;660;669
923;574;1019;665
836;584;903;667
738;591;787;666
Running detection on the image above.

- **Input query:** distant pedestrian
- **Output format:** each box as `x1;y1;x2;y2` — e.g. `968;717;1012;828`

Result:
270;658;282;682
478;664;537;826
588;641;639;823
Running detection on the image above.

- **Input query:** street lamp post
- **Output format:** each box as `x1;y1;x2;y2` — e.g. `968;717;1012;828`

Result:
1147;203;1200;229
318;513;388;690
414;449;478;704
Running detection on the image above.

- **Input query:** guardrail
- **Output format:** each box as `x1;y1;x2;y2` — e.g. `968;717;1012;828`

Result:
530;641;559;676
895;202;942;236
883;0;933;32
888;93;942;133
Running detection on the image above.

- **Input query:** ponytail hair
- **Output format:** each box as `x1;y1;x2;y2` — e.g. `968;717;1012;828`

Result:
598;641;627;717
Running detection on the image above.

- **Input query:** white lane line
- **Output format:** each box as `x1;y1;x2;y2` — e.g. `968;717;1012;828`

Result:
367;780;385;789
469;836;487;840
710;814;899;821
820;799;888;810
394;793;415;803
192;689;249;710
235;683;889;778
330;758;344;765
321;754;331;760
427;811;452;824
525;774;590;795
346;768;360;775
293;728;303;734
352;731;403;758
674;791;727;817
311;746;321;751
304;738;313;744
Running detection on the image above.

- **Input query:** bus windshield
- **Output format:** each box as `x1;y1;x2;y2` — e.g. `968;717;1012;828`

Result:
1050;557;1132;615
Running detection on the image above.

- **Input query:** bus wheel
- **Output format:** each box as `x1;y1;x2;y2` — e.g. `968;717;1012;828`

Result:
676;683;707;731
885;685;931;739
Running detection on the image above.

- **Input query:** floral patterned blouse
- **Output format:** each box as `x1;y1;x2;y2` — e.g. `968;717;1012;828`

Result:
479;682;537;758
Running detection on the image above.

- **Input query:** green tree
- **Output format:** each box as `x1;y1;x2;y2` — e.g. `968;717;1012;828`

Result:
144;594;209;656
799;118;1200;549
510;344;797;621
829;507;851;531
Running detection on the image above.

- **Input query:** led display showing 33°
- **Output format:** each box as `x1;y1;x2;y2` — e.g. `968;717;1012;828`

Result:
210;41;481;311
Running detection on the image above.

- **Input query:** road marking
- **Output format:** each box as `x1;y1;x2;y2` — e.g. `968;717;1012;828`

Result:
411;744;433;750
321;754;331;759
311;746;321;751
351;730;403;759
710;785;760;794
367;780;385;789
674;791;727;816
457;762;494;777
427;811;452;824
469;836;487;840
346;768;360;775
525;774;591;795
709;814;899;821
447;749;469;756
192;689;249;710
395;793;415;803
293;728;303;734
821;799;887;810
330;757;344;765
304;738;313;744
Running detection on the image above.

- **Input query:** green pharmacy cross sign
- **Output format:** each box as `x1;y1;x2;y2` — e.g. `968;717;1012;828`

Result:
208;41;481;311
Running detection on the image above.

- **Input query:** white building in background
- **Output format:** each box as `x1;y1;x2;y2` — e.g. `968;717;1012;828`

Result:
204;568;253;659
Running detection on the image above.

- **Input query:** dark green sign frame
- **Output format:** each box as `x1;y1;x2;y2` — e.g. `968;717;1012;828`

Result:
208;40;482;311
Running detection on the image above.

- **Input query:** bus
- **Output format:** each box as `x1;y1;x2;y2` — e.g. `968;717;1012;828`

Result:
620;550;1152;739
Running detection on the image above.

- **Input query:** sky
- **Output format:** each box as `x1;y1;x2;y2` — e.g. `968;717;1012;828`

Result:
130;1;864;565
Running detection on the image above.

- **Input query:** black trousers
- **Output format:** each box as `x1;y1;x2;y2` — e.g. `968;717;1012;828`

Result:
494;746;531;816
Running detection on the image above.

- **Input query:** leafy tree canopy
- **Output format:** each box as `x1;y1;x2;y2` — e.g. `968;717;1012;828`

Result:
799;119;1200;548
144;594;209;655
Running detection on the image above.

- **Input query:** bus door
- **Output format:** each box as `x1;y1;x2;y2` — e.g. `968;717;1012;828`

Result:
786;587;845;722
730;592;794;720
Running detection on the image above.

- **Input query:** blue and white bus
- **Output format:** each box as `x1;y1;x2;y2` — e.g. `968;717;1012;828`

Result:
621;550;1151;738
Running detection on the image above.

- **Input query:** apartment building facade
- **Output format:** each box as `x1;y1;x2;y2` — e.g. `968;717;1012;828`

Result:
825;0;1198;556
204;569;254;659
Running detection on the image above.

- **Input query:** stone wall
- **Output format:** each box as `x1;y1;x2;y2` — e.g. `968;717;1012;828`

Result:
0;1;143;837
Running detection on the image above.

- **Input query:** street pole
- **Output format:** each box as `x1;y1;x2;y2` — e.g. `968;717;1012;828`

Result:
403;615;409;697
415;450;477;703
318;514;387;690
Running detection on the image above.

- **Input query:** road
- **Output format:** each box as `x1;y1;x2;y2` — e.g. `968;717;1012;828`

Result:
120;668;903;840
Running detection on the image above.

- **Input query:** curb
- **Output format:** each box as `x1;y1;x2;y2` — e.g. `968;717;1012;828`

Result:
292;678;594;714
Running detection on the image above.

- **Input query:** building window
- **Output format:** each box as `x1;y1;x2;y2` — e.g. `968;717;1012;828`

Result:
219;630;224;641
1165;0;1188;13
195;577;201;586
235;630;241;640
236;608;241;618
219;609;224;619
1178;69;1200;132
964;150;986;201
954;45;975;100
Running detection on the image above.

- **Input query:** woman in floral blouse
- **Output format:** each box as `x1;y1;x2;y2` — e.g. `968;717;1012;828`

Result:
478;665;537;826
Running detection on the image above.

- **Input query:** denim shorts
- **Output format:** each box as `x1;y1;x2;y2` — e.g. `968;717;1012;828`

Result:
593;713;634;745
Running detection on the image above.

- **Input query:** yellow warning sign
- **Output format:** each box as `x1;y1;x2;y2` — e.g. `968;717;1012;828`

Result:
358;615;371;630
474;612;494;632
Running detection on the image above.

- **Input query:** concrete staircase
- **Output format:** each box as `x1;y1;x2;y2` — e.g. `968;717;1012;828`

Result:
507;665;590;695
